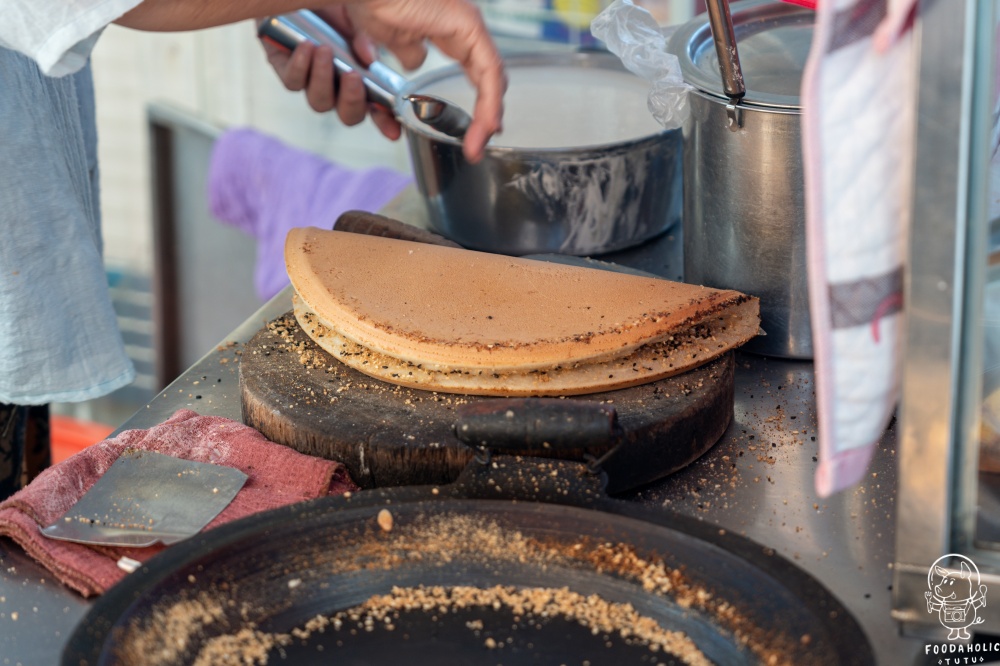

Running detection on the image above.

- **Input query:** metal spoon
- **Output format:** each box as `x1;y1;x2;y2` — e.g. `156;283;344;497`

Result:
259;11;472;139
404;94;471;138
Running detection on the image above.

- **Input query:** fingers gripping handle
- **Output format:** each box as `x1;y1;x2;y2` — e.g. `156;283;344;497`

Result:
258;10;405;111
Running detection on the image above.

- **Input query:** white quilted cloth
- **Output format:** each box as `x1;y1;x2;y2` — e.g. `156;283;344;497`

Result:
801;0;918;496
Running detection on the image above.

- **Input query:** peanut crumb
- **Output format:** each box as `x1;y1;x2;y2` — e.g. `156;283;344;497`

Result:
377;509;393;532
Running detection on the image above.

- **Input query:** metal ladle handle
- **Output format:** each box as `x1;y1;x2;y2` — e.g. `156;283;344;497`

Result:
258;10;405;110
258;11;472;139
704;0;746;101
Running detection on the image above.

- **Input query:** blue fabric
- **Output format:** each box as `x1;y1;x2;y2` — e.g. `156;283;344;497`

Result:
0;48;133;405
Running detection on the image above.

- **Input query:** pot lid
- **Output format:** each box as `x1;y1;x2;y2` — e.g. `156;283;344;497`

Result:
668;0;813;109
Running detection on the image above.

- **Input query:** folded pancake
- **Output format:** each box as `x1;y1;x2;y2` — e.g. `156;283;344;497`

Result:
285;228;760;396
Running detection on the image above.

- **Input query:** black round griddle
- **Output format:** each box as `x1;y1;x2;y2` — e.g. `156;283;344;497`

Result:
62;480;873;666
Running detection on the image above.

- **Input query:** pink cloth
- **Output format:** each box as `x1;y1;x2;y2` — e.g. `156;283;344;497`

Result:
208;128;413;301
780;0;817;9
0;410;357;597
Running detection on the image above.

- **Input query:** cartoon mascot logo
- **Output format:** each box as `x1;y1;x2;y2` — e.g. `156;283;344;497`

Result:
925;554;988;640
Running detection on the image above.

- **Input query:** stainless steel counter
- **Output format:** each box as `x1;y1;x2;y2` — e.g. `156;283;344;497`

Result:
0;227;926;665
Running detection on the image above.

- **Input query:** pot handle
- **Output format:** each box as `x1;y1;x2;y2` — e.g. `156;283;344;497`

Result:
704;0;745;101
335;210;463;248
258;11;404;111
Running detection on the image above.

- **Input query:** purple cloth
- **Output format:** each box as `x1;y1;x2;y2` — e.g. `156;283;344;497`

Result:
208;128;413;301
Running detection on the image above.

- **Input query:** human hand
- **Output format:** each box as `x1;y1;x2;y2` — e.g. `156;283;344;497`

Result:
345;0;506;162
260;6;401;140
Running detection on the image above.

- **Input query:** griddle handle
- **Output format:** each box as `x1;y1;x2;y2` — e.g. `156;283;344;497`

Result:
453;398;619;454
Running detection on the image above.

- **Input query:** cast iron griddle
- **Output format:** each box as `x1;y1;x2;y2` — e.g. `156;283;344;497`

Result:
62;484;874;666
239;312;735;494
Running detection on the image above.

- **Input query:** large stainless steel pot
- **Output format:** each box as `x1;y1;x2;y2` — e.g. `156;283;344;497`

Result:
669;0;814;358
262;12;681;257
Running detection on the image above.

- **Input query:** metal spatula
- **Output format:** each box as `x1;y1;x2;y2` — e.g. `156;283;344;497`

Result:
41;449;247;548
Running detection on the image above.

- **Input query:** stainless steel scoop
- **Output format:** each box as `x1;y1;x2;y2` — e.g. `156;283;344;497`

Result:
259;10;472;139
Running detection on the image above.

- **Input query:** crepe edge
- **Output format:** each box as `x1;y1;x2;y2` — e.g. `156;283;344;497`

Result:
292;295;760;397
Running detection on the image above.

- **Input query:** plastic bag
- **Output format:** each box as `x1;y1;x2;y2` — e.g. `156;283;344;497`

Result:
590;0;693;130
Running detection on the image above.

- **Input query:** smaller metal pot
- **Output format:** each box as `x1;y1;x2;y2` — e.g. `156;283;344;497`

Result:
669;0;814;358
402;53;682;256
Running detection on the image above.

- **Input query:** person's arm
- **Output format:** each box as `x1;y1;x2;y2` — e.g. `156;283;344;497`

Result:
115;1;313;31
118;0;505;161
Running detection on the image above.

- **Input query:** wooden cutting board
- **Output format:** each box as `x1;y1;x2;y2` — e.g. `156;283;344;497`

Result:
239;312;735;493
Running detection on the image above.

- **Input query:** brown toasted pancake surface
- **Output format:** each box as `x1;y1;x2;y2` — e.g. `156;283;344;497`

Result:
285;228;759;382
